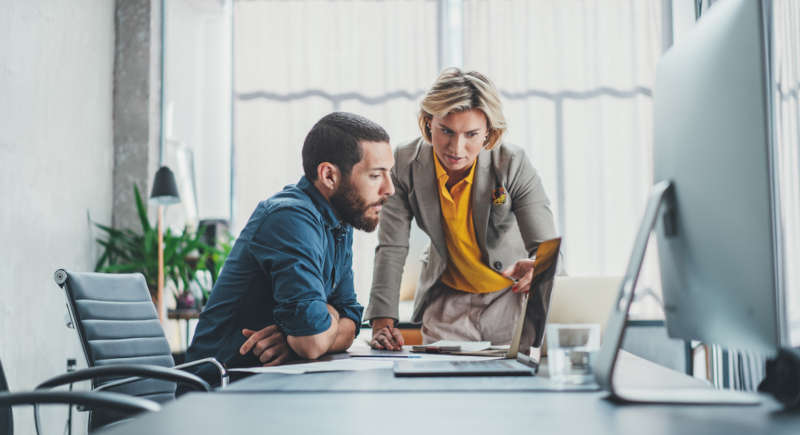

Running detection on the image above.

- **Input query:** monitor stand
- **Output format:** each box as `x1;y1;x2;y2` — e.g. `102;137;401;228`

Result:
593;180;760;405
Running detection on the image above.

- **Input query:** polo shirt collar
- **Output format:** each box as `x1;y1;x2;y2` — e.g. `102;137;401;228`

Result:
297;176;346;232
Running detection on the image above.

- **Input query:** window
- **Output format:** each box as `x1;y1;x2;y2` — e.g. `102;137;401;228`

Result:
162;0;233;227
233;1;437;310
232;0;666;318
772;0;800;345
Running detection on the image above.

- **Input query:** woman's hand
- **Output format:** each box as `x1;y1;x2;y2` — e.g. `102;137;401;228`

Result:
502;258;536;293
369;318;405;351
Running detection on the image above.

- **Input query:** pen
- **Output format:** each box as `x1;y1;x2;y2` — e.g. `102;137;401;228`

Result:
385;324;400;351
350;355;421;358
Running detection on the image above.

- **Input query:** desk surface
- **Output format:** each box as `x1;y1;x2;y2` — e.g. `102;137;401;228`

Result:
222;368;599;393
223;349;701;393
99;352;800;435
226;346;567;393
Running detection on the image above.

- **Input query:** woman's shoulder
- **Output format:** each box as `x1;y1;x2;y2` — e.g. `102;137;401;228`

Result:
394;136;427;154
485;142;542;183
486;142;531;171
489;142;527;161
392;137;429;168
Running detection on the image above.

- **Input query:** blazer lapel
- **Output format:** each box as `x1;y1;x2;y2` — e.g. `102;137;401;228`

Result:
471;148;493;259
411;143;448;259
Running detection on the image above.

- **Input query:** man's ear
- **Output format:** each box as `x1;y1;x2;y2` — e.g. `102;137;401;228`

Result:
317;162;340;193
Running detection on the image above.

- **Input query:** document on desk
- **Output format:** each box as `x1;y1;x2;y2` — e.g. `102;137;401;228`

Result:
411;340;492;353
348;345;508;361
229;358;395;375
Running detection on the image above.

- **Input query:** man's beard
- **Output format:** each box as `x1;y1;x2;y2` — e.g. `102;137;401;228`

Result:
329;179;384;232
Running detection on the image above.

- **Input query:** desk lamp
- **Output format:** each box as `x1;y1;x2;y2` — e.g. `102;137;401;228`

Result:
149;166;181;322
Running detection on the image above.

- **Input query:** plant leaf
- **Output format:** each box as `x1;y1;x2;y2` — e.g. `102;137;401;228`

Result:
134;184;152;234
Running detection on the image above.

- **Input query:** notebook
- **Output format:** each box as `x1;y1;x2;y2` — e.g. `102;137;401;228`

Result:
393;237;561;377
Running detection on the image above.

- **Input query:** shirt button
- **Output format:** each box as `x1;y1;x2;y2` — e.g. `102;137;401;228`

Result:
493;261;503;270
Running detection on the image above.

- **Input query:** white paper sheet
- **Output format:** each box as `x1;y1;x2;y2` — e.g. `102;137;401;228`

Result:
228;358;394;375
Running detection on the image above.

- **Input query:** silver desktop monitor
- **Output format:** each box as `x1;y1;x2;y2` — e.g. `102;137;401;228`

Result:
594;0;785;404
653;0;783;357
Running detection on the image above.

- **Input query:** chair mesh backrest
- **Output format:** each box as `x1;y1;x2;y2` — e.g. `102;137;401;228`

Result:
61;271;176;428
0;360;13;435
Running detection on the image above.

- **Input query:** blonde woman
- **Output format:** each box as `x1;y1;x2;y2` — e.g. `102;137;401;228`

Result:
367;68;558;353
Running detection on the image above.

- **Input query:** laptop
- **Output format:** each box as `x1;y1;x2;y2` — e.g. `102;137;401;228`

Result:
393;238;561;377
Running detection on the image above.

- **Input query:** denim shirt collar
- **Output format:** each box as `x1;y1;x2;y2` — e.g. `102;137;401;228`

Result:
297;176;348;234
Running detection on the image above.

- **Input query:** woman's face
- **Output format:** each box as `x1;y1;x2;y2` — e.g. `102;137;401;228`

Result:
429;108;489;179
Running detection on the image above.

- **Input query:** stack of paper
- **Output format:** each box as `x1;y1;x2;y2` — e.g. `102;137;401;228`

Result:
412;340;492;353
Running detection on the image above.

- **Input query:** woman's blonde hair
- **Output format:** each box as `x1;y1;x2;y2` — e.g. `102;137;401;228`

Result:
418;68;507;149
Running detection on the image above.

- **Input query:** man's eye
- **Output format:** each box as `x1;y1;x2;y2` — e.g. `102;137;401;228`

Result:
467;132;479;137
441;128;453;135
370;174;381;179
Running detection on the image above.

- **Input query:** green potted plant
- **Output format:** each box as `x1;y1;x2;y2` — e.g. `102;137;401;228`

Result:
94;185;226;309
196;231;233;304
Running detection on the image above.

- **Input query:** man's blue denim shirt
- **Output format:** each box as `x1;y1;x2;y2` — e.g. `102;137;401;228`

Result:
186;176;363;372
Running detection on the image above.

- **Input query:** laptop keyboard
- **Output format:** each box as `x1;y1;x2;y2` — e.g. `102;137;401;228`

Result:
393;358;536;376
448;360;518;370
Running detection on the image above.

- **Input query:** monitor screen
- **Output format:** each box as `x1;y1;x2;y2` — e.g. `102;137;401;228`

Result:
653;0;784;356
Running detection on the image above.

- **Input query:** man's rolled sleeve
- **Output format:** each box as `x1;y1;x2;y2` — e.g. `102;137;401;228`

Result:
247;207;334;337
273;299;332;337
328;267;363;337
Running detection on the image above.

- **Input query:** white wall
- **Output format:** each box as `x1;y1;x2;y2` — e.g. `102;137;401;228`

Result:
0;1;115;433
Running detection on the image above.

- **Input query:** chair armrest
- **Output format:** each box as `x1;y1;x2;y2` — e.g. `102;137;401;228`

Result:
0;390;161;413
174;357;229;387
35;364;210;392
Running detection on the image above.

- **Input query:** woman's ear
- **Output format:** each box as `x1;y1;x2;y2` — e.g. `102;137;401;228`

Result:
484;128;500;149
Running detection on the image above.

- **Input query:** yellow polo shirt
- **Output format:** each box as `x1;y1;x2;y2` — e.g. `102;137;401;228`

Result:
434;152;513;294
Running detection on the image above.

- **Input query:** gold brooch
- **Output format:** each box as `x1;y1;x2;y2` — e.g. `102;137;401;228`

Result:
492;187;507;205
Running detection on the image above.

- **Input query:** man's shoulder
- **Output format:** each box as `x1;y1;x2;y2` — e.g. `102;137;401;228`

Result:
241;186;324;238
269;184;316;209
264;188;324;226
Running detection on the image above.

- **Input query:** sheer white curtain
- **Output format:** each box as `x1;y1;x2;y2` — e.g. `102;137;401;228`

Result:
163;0;233;227
772;0;800;345
234;0;438;306
462;0;664;305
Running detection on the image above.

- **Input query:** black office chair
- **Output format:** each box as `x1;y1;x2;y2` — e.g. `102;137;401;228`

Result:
0;358;161;435
53;269;227;430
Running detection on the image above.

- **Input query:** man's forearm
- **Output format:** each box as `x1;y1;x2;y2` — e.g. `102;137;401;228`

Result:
286;305;340;360
329;317;357;353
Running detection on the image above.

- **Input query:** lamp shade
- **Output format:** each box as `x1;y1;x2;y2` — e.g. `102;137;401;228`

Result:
149;166;181;205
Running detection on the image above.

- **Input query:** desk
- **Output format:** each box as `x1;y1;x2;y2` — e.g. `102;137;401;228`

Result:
98;352;800;435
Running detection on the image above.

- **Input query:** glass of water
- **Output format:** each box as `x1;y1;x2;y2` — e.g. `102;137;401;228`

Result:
546;323;601;385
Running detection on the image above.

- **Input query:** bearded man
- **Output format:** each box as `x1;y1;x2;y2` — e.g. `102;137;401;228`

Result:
185;112;394;382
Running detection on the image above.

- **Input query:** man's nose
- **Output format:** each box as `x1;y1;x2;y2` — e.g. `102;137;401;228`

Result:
381;174;395;197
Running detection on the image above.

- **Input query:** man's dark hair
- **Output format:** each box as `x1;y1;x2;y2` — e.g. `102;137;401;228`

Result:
302;112;390;181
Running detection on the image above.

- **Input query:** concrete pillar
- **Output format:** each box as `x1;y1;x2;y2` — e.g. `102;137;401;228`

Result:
112;0;162;230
